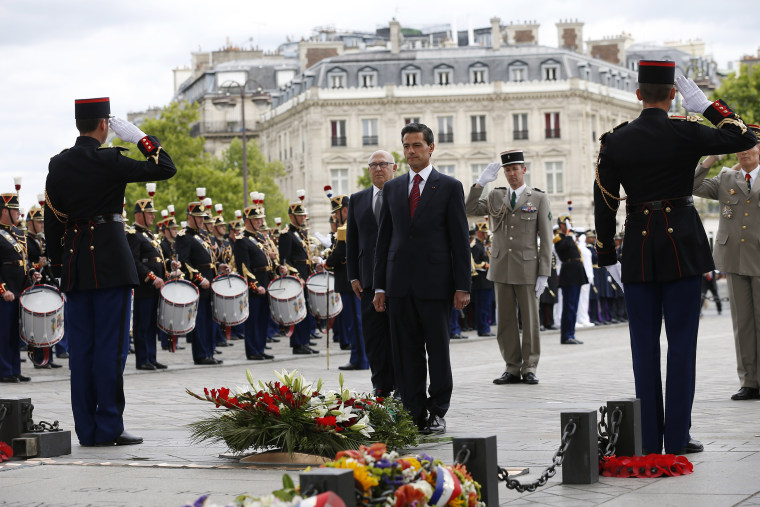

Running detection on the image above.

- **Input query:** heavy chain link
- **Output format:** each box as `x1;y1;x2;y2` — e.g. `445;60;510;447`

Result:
598;406;623;460
496;419;577;493
27;420;60;433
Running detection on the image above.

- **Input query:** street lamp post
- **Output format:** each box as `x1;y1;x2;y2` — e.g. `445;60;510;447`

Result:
213;79;264;208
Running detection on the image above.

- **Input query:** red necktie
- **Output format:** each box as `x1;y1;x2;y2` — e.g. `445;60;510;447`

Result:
746;172;752;191
409;173;422;219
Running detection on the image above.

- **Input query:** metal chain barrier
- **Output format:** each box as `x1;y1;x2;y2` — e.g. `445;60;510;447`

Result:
495;419;577;493
27;420;61;433
598;406;623;460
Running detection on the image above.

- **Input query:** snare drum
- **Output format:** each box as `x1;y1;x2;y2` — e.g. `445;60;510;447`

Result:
211;273;249;326
158;279;199;335
267;276;306;326
305;272;342;319
19;284;65;348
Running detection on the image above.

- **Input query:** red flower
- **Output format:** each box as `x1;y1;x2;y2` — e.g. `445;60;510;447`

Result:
394;484;426;506
315;416;337;429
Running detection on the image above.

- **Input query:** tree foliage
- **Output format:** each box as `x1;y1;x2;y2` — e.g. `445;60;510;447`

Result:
115;101;286;224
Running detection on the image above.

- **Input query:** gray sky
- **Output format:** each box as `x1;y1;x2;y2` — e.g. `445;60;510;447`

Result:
1;0;757;212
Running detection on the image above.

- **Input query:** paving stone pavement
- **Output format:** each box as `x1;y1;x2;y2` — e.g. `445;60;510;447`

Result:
2;288;759;506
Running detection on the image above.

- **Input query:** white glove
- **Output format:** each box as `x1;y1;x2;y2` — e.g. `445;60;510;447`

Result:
476;162;501;187
534;275;548;298
605;262;624;293
675;76;711;114
109;116;147;144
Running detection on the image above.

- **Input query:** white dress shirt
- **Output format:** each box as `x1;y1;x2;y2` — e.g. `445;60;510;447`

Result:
741;165;760;190
408;164;433;196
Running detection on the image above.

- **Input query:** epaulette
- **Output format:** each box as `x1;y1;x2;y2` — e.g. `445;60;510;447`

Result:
97;146;130;152
336;225;347;242
177;229;186;236
669;115;703;123
532;187;545;193
599;121;629;143
494;187;506;190
553;234;562;245
127;228;136;234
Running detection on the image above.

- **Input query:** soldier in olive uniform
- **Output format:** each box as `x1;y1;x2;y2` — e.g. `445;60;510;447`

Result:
466;149;552;385
693;125;760;401
594;63;757;454
44;98;176;446
176;202;229;364
1;193;41;382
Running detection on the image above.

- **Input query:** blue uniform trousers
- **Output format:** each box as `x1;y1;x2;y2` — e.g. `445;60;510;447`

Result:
473;288;494;335
66;287;131;446
0;299;21;377
132;296;158;366
190;298;214;361
267;316;279;338
244;296;269;356
625;276;701;454
560;285;581;342
340;292;368;369
289;317;311;347
449;304;461;337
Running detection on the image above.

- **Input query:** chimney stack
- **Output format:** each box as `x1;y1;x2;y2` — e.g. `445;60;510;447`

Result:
490;17;502;50
556;19;584;53
390;19;401;54
587;33;634;66
506;21;540;45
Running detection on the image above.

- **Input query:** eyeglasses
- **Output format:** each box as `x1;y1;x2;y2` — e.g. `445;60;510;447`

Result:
368;162;394;169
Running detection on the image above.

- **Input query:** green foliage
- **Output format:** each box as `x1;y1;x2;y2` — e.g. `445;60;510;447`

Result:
115;101;286;223
712;63;760;125
356;151;408;189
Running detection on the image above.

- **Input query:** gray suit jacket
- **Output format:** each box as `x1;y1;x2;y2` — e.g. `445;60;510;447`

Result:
466;185;552;285
694;164;760;276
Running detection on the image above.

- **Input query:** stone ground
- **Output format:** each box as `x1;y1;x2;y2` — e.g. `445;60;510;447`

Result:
2;282;760;506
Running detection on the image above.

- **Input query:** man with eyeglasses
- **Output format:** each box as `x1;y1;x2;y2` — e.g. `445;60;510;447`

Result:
346;151;398;397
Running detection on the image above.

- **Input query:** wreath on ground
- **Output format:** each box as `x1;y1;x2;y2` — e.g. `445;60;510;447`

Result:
187;370;419;458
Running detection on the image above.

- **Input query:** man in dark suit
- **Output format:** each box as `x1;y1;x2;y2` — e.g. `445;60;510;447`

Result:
594;62;757;455
553;216;587;345
347;150;398;395
44;98;176;446
373;123;471;434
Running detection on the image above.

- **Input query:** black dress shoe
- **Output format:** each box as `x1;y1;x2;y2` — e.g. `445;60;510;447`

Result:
293;345;317;355
151;361;168;369
522;372;539;385
194;357;222;365
493;372;521;384
137;363;156;371
96;431;144;446
338;363;359;370
425;415;446;435
731;387;760;400
15;374;31;382
477;332;495;337
268;337;281;343
677;438;704;454
34;363;52;369
216;341;231;347
56;352;70;359
49;362;63;368
261;353;274;360
540;325;546;331
546;325;558;330
308;341;318;346
310;333;323;340
247;354;266;360
450;334;463;340
339;344;351;350
561;338;584;344
0;375;20;383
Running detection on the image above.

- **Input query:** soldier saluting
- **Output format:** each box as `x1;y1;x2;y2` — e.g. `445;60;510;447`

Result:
44;97;176;446
594;62;757;455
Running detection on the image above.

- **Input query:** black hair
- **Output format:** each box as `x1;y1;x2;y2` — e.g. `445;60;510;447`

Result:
401;122;434;145
638;83;674;103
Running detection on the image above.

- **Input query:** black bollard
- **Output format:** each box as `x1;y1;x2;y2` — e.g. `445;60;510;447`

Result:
453;436;498;506
561;410;598;484
299;468;355;507
0;397;32;444
607;399;642;457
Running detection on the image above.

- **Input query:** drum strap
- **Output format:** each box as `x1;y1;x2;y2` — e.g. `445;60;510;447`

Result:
0;229;27;270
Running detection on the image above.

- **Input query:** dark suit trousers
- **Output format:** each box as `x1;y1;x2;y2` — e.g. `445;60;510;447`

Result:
361;291;394;394
388;295;452;426
133;296;159;365
625;276;700;454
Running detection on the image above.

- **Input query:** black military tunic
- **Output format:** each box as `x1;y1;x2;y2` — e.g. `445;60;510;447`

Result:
44;136;176;290
594;102;758;283
324;226;349;293
0;223;27;297
554;233;588;287
278;224;312;280
471;238;493;292
175;227;216;297
160;237;175;275
126;223;166;299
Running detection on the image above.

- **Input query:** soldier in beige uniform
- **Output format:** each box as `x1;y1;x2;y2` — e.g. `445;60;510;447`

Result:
693;124;760;400
466;149;553;385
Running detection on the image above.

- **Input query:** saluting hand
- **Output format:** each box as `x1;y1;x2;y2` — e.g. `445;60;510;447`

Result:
675;76;711;114
476;162;501;187
108;117;147;144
